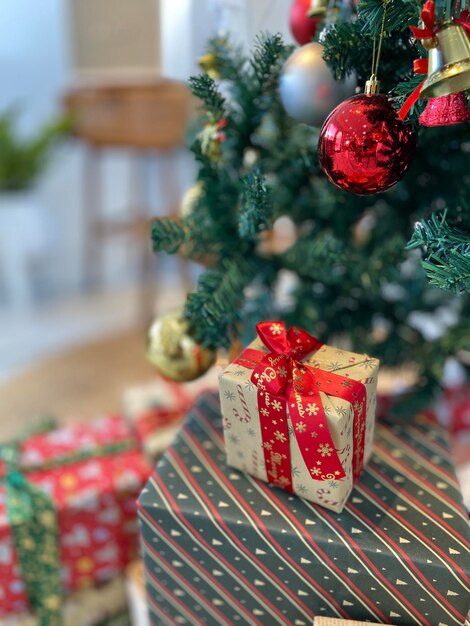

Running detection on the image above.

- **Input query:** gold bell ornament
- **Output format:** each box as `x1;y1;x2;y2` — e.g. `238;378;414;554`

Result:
147;309;216;382
420;21;470;98
399;2;470;121
307;0;328;18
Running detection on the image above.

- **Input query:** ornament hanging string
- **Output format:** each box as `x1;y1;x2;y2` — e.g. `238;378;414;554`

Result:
367;0;389;92
373;0;389;78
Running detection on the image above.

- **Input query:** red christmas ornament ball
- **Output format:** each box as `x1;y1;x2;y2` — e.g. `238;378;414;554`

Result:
318;94;416;195
290;0;320;45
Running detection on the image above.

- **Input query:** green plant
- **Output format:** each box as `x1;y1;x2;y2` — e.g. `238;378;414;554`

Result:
0;109;70;191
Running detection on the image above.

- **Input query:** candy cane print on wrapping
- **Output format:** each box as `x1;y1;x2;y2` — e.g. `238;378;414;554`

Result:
232;385;252;423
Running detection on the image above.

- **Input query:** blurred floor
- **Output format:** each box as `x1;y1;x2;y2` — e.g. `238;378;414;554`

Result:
0;269;189;383
0;325;154;440
0;277;189;440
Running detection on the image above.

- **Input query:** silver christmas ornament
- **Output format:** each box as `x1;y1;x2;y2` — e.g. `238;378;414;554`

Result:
279;42;356;127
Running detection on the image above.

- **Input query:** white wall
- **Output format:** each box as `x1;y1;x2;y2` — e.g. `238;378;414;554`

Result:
0;1;293;307
160;0;293;80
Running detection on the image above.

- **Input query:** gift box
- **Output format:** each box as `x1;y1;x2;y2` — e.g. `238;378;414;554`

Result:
220;322;379;512
0;575;128;626
138;391;470;626
125;560;150;626
0;416;151;620
123;380;189;458
123;371;220;458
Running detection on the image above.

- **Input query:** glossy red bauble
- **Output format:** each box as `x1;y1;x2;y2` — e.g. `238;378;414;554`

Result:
318;94;417;195
290;0;320;45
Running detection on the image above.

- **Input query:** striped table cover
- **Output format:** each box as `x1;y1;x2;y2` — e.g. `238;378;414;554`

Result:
138;392;470;626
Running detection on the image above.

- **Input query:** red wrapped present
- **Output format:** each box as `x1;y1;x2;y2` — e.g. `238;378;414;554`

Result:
123;371;220;458
0;416;151;621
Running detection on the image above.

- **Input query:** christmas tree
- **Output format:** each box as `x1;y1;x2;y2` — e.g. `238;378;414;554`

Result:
150;0;470;414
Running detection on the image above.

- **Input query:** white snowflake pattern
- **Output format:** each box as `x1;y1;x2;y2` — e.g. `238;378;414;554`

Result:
317;443;333;457
310;467;321;477
263;441;273;450
270;323;283;336
311;431;318;438
272;400;282;412
306;403;319;416
295;421;307;433
274;430;287;443
261;408;269;416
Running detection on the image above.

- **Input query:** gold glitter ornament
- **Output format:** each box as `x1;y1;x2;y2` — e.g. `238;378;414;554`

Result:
147;309;216;381
199;52;220;79
180;182;203;218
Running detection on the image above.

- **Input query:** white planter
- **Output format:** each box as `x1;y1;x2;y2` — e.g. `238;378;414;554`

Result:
0;189;51;309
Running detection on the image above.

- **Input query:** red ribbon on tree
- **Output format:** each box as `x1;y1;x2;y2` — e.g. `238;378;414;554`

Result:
455;10;470;36
234;321;367;493
398;58;429;120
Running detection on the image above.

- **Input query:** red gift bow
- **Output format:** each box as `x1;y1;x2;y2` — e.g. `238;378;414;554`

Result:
399;2;470;120
235;321;368;496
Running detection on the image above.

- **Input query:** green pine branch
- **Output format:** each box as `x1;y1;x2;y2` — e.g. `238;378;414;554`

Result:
205;37;245;83
407;211;470;293
184;257;255;348
357;0;420;38
250;33;286;87
151;218;186;254
280;232;345;281
238;172;272;239
188;74;225;119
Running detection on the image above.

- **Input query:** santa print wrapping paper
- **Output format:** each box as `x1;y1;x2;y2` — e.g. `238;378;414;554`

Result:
138;392;470;626
0;416;151;618
219;322;379;512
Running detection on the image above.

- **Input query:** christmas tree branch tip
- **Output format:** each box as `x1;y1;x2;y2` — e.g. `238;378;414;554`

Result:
407;211;470;293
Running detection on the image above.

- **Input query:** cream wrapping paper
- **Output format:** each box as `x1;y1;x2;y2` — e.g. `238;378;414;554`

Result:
220;335;379;512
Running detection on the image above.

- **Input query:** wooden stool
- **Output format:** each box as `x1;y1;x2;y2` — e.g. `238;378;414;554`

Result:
64;79;195;322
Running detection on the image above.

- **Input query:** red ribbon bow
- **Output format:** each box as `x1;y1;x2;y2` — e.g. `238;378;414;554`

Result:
236;322;368;497
409;0;437;40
